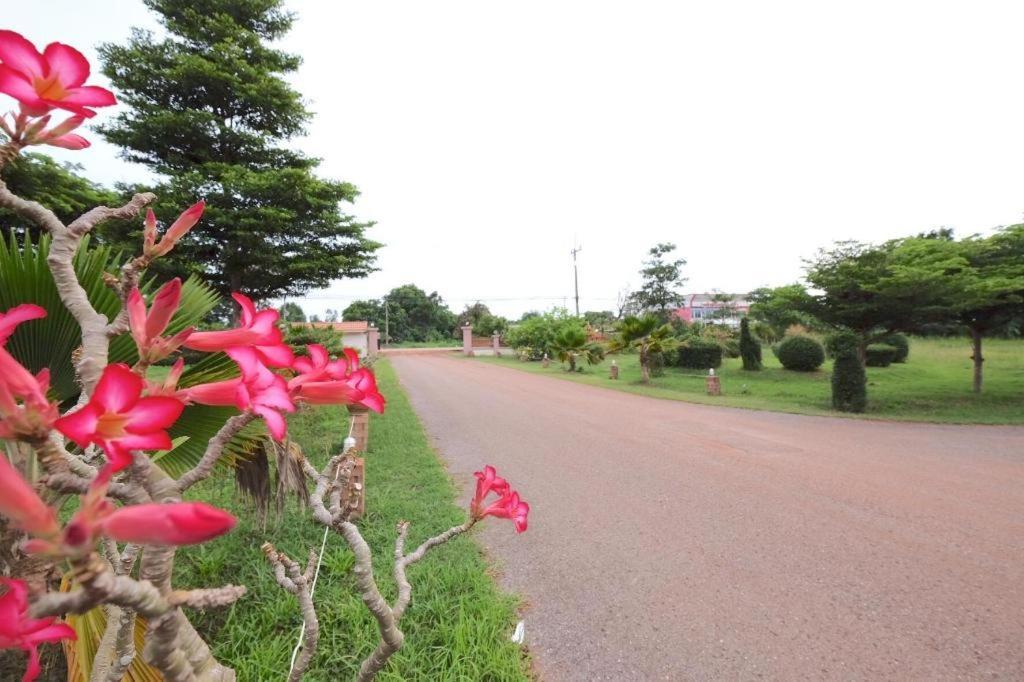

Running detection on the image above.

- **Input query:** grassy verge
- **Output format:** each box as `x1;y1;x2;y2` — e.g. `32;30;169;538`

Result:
384;340;461;349
478;337;1024;425
178;359;529;680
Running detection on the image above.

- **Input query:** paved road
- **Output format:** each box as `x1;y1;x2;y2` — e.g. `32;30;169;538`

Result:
389;355;1024;681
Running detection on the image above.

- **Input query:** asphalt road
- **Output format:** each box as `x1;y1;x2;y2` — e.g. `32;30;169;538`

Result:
389;355;1024;681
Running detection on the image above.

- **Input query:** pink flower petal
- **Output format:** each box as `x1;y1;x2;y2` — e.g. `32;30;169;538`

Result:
124;396;184;432
145;278;181;340
185;379;241;406
58;84;116;107
127;288;147;350
255;342;294;368
231;292;257;327
100;502;236;545
255;405;287;440
0;31;45;79
0;453;58;537
0;65;43;108
0;304;45;346
44;133;89;149
116;431;173;452
41;42;90;88
53;403;101;448
91;364;141;413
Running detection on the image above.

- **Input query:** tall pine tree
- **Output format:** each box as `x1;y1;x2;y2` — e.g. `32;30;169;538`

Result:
98;0;380;301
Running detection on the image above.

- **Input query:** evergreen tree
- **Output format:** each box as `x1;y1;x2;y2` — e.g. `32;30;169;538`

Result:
98;0;380;301
739;317;761;370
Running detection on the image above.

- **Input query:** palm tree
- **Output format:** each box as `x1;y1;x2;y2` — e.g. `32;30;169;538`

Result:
550;326;604;372
607;314;677;383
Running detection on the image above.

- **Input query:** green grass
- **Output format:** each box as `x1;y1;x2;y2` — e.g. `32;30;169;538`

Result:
479;337;1024;425
177;359;529;680
384;340;461;348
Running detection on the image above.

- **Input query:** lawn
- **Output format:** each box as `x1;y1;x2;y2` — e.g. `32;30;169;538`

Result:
479;337;1024;425
384;340;461;348
174;359;529;680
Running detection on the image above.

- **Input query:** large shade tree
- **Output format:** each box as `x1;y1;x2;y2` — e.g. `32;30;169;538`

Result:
97;0;381;302
944;226;1024;392
801;240;963;357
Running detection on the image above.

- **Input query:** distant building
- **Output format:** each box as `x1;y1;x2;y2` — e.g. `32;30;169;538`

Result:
302;321;376;356
674;293;751;328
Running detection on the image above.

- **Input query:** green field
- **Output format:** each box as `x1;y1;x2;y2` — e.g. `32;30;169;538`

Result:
176;359;529;680
479;337;1024;425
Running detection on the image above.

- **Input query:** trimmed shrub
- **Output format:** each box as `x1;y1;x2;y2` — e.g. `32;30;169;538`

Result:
880;333;910;363
739;318;762;370
678;339;722;369
865;344;898;367
831;338;867;413
721;338;740;359
776;335;825;371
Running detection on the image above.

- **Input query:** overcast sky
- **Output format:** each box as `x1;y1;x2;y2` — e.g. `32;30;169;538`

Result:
9;1;1024;319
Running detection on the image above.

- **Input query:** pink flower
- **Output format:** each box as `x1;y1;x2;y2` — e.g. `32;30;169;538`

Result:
0;452;59;538
469;465;529;533
187;347;295;440
0;30;115;118
0;578;76;682
98;502;236;546
142;201;204;258
289;346;386;413
53;364;185;473
470;465;509;516
0;305;57;440
479;491;530;533
184;292;293;367
127;279;192;363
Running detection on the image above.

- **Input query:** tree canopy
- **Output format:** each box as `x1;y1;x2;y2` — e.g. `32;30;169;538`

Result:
0;153;119;235
343;284;458;343
632;242;686;319
98;0;380;301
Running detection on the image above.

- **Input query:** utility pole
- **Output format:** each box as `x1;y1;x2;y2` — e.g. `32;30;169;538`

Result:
384;300;390;346
571;243;582;317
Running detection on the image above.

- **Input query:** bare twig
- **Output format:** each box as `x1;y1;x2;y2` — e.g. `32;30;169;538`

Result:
177;413;257;493
262;543;319;681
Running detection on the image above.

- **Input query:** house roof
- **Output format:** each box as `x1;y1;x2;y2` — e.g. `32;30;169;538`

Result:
304;321;369;333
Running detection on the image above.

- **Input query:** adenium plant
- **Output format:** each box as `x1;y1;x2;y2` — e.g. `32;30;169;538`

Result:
0;30;528;682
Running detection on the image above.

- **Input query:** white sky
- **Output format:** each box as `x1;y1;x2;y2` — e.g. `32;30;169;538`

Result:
8;1;1024;319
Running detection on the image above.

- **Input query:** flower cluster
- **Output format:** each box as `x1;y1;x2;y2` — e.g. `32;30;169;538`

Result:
470;465;530;533
0;578;76;682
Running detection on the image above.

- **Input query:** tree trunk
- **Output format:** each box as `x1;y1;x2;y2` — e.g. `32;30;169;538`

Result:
639;350;650;384
229;270;243;324
970;326;983;394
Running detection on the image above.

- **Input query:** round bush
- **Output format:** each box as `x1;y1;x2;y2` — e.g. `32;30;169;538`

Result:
865;344;898;367
776;335;825;371
678;339;722;369
880;333;910;363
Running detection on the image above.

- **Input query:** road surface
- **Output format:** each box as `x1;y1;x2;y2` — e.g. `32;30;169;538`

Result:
389;355;1024;680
